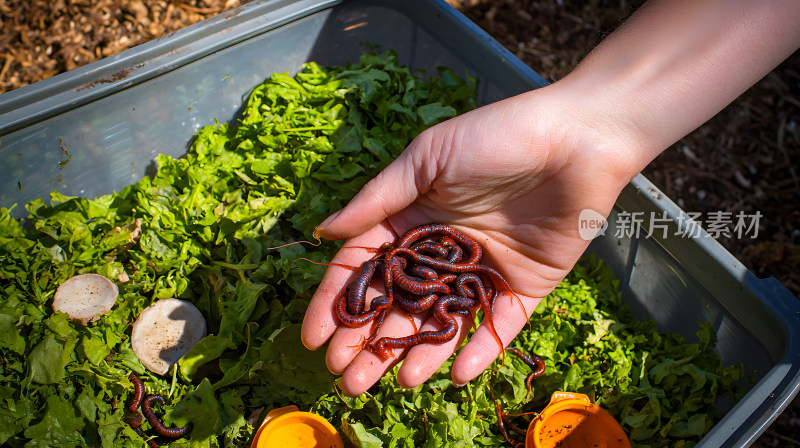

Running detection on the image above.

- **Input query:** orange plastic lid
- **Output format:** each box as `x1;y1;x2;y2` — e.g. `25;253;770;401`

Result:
251;405;344;448
527;391;630;448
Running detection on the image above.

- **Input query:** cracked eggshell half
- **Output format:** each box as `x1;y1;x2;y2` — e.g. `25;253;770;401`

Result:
52;273;119;325
131;298;207;375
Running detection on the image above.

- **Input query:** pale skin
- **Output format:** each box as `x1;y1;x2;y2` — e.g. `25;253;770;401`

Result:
301;0;800;396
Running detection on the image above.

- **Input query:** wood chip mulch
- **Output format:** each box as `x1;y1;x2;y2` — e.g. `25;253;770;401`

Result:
0;0;251;92
1;0;798;446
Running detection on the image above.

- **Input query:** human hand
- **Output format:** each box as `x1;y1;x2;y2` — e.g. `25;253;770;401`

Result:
299;0;800;398
300;83;642;396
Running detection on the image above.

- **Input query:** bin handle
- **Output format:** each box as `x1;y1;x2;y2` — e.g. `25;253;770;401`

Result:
759;277;800;317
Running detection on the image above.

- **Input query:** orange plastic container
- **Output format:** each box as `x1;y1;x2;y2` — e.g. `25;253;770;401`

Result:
527;391;630;448
250;405;344;448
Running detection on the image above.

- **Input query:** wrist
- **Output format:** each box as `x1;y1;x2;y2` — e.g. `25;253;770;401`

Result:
549;76;660;179
525;80;655;190
540;0;800;184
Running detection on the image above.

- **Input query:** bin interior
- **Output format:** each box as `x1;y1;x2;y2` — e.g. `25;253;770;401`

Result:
0;1;797;446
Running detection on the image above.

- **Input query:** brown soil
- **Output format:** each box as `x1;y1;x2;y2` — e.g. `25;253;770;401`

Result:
1;0;797;445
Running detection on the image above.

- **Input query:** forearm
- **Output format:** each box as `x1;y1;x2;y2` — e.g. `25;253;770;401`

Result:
552;0;800;177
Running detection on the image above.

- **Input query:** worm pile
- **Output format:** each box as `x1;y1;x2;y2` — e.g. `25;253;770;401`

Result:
123;373;193;447
336;223;519;359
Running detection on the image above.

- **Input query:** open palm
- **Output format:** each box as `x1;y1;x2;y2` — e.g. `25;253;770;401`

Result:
301;85;636;396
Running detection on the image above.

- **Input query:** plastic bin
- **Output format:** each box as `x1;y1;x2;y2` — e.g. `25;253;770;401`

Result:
0;1;797;446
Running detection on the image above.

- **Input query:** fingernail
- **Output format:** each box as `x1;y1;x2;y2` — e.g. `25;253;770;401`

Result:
315;210;342;237
453;381;468;388
317;210;342;229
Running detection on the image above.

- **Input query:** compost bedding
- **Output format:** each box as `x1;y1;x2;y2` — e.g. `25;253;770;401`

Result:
1;0;798;445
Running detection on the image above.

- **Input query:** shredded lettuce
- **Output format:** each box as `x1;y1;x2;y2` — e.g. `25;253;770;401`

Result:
0;51;740;448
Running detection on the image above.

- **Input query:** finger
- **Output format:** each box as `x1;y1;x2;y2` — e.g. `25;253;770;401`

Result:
315;130;440;241
338;307;423;397
395;311;475;389
451;292;542;385
326;277;413;374
326;321;376;375
301;224;397;350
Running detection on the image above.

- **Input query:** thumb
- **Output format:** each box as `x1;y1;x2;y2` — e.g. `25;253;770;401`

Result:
315;134;436;241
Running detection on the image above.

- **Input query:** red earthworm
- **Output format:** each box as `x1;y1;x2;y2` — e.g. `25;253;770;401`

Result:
488;381;526;448
128;373;145;412
441;293;478;314
387;253;451;295
410;239;449;259
454;273;505;358
399;249;462;271
476;265;527;316
124;409;144;429
381;281;424;335
454;273;492;299
505;347;546;377
408;236;466;265
394;247;510;293
486;357;542;446
389;245;509;301
450;308;474;318
409;264;439;280
452;273;493;320
443;239;465;263
124;374;159;447
405;314;420;334
438;273;458;284
345;259;383;314
346;302;402;351
383;263;431;329
392;224;482;265
266;237;322;250
490;385;539;443
409;265;458;287
291;257;360;272
392;225;441;248
366;314;457;359
505;347;546;399
266;235;387;255
494;400;525;448
471;266;526;316
347;334;369;351
392;269;456;317
427;236;465;263
341;243;387;254
380;254;397;312
334;223;522;367
430;254;526;317
142;395;193;438
393;290;439;314
123;373;145;429
336;294;391;327
141;395;163;429
366;295;475;359
364;298;392;344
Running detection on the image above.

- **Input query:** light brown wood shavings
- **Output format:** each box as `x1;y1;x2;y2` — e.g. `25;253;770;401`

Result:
0;0;251;93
